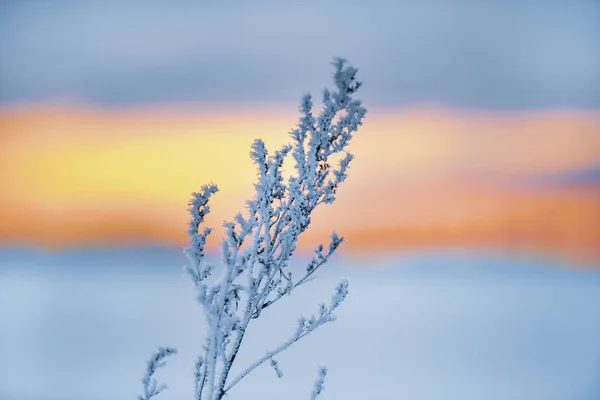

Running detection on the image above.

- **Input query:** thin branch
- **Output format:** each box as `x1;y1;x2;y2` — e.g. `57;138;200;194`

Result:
223;316;326;394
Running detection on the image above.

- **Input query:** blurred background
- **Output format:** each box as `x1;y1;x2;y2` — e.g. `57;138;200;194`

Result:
1;2;599;400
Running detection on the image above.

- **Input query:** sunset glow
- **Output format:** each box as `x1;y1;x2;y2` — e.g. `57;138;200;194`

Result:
1;104;599;261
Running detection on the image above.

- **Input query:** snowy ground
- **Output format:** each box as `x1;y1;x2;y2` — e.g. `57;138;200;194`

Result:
1;248;599;400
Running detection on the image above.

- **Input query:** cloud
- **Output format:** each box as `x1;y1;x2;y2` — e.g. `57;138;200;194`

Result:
1;104;599;260
541;165;600;186
1;2;599;108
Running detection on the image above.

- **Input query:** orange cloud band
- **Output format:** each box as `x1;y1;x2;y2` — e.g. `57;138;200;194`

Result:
1;103;599;263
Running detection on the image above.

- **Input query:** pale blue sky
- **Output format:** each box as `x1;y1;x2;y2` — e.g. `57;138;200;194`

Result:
1;1;599;108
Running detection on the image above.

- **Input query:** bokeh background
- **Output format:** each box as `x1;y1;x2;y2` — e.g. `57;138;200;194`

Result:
1;2;599;400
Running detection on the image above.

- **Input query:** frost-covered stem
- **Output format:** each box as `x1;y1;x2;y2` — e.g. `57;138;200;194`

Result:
138;347;177;400
224;279;347;395
259;234;342;314
212;265;253;399
194;355;204;400
310;367;327;400
223;316;325;394
205;264;236;400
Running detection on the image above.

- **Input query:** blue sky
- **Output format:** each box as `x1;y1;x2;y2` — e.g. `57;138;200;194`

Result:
1;1;599;108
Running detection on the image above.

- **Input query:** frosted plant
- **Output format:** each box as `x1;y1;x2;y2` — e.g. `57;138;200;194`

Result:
138;347;177;400
138;58;366;400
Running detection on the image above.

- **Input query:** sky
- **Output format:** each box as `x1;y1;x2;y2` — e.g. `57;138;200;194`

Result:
0;1;599;262
1;2;599;108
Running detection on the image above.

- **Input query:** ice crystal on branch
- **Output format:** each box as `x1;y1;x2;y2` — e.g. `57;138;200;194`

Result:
310;367;328;400
138;347;177;400
138;58;366;400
